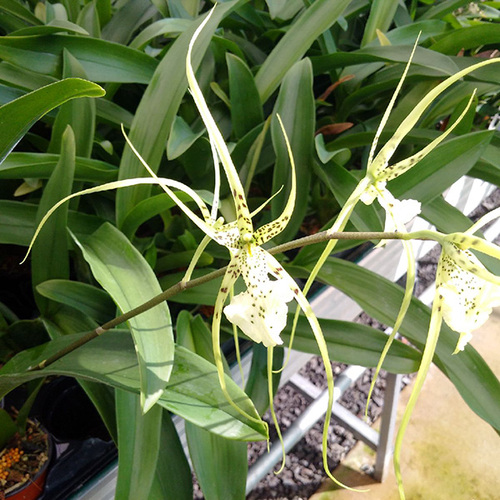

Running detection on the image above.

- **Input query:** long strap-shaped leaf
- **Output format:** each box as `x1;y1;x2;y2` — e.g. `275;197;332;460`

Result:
0;78;104;164
72;223;174;413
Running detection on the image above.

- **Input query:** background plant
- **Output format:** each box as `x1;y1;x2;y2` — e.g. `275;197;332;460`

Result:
0;1;499;499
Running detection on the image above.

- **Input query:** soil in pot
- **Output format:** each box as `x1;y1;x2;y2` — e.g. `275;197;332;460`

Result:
0;416;51;500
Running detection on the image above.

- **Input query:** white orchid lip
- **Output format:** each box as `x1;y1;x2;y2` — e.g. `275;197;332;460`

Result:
224;278;294;347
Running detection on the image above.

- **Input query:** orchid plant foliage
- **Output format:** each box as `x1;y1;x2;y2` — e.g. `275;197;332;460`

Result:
22;7;353;489
20;8;500;499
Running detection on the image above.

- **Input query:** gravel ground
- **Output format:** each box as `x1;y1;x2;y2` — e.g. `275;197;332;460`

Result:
194;189;500;500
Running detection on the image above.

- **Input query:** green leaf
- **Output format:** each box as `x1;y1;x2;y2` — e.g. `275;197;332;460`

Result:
0;200;104;247
271;58;314;243
177;311;248;500
0;63;131;127
280;312;420;373
361;0;399;47
227;53;263;139
166;115;205;160
129;17;191;50
149;410;193;500
186;422;248;500
120;191;201;239
32;126;75;314
41;306;119;442
102;0;157;45
36;279;115;325
265;0;303;20
115;390;162;500
421;196;474;234
49;50;96;158
445;93;478;136
0;332;267;440
0;78;104;164
0;408;17;449
418;0;480;20
470;141;500;186
176;311;217;366
159;269;243;305
293;259;500;432
43;305;99;338
77;0;101;38
155;249;213;273
312;46;459;81
9;20;90;36
255;0;360;103
0;0;43;27
0;35;157;83
244;343;283;416
379;19;449;45
0;153;118;183
390;131;493;205
78;380;117;442
94;0;111;27
116;0;244;225
72;222;174;413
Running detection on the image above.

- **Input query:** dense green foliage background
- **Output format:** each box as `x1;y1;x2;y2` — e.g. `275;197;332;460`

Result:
0;1;499;498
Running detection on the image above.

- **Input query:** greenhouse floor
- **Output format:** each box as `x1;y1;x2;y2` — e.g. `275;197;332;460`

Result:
311;309;500;500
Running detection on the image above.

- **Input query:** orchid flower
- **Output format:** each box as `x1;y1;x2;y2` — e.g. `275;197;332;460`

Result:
280;41;499;499
186;11;361;487
288;43;493;364
394;226;500;499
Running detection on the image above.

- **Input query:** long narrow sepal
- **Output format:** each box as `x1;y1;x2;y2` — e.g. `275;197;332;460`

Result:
187;7;253;236
372;58;500;179
365;239;416;419
212;261;269;432
394;264;445;499
121;126;218;236
267;346;286;474
383;90;477;182
21;176;215;264
265;253;367;492
367;36;420;174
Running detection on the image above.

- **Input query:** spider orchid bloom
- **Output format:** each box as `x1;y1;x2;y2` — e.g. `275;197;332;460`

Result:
186;11;361;489
358;39;477;235
347;48;491;426
185;11;301;350
393;227;500;499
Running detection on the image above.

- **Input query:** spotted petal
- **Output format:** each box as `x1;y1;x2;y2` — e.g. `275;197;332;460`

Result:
254;115;296;246
438;245;500;351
